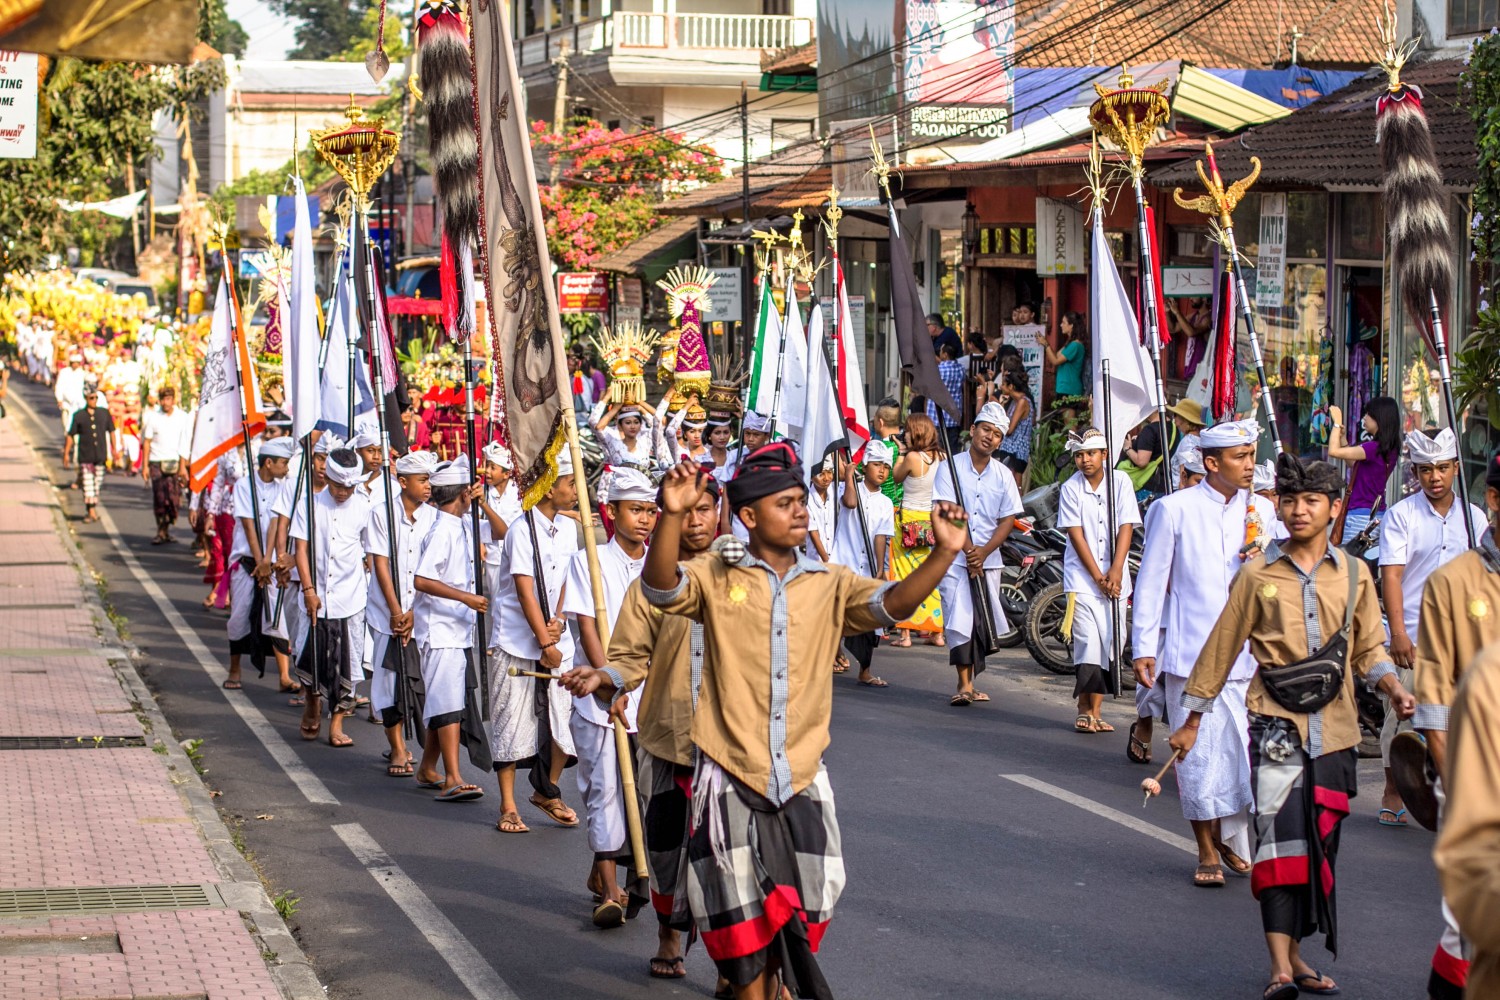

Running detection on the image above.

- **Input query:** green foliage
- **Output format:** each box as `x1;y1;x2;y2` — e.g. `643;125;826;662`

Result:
268;0;376;60
272;890;300;921
336;2;412;63
1462;32;1500;276
209;144;337;213
200;0;248;55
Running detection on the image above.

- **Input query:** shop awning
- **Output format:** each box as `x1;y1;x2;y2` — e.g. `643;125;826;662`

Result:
1173;65;1291;131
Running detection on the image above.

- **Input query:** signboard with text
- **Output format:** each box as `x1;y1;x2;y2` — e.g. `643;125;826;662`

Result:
900;1;1013;144
1035;198;1084;275
1003;323;1045;396
557;272;609;314
1162;266;1214;298
615;277;642;325
1254;192;1287;309
0;51;39;160
702;267;744;323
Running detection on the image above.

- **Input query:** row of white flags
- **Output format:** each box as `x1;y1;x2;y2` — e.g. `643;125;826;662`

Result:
1089;208;1160;454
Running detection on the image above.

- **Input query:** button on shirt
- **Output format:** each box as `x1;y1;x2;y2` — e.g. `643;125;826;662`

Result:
413;510;476;648
931;451;1024;572
832;482;895;577
1378;491;1487;639
561;539;645;730
643;553;896;804
229;473;286;564
1057;469;1141;599
143;407;193;461
492;509;578;661
290;489;373;619
365;500;436;635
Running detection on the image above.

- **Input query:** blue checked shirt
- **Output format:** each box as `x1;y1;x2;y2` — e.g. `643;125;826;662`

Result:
926;358;966;429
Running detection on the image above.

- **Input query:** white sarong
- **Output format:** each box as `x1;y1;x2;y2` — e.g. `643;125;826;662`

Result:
418;644;467;723
487;649;575;764
938;566;1007;646
570;713;628;855
1068;590;1125;668
1165;673;1252;856
368;630;398;716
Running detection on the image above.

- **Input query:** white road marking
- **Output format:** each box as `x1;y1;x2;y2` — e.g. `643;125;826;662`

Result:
333;823;520;1000
1000;773;1197;854
10;390;338;806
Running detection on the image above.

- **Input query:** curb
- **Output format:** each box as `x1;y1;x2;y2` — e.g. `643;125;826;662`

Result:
3;400;326;1000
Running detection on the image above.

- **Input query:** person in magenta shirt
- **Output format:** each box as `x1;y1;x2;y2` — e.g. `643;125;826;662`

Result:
1327;395;1402;543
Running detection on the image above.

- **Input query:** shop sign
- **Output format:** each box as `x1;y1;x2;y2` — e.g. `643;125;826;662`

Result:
702;267;743;323
557;271;609;313
1255;193;1287;309
1035;198;1084;275
901;1;1014;144
0;51;39;160
615;277;642;325
1162;266;1213;298
1003;323;1045;394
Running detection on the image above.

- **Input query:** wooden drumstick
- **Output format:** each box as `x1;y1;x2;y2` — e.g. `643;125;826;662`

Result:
1140;749;1183;807
506;666;558;681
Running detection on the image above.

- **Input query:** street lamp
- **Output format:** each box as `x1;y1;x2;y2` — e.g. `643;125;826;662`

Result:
961;201;979;266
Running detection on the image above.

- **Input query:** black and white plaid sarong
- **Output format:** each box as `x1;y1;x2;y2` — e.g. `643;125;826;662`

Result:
689;758;845;999
639;749;693;931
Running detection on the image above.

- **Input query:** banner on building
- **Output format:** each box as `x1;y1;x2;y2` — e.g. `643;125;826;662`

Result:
702;267;743;323
900;1;1014;143
557;272;609;313
0;50;38;159
1003;323;1044;394
1035;198;1084;275
1162;265;1214;298
1254;193;1287;309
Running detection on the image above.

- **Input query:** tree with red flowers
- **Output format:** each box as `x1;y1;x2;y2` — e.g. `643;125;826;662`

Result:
533;120;723;270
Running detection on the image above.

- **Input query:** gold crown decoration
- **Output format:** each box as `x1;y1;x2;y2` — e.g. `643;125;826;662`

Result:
684;400;708;424
656;265;719;319
1089;69;1172;175
704;369;749;420
591;321;661;405
655;265;718;407
310;96;402;208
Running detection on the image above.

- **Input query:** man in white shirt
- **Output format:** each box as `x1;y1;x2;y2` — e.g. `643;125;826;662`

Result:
224;437;294;691
560;466;656;928
291;448;374;748
932;402;1022;706
488;450;580;834
1377;427;1485;827
54;353;88;437
366;449;438;778
834;440;896;688
1132;418;1275;886
140;387;194;544
1057;428;1141;733
269;434;334;669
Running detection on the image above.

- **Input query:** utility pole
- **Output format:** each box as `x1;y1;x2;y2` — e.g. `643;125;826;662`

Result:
740;81;751;369
550;42;570;185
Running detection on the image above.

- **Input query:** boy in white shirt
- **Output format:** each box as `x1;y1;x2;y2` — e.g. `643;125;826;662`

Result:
834;440;896;688
291;448;373;747
488;451;580;834
412;461;491;801
1057;429;1141;733
477;440;524;603
806;456;836;561
366;449;437;777
560;466;657;927
225;437;295;690
269;434;332;684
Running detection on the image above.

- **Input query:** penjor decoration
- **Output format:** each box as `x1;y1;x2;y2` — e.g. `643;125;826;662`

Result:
655;265;718;408
591;322;661;405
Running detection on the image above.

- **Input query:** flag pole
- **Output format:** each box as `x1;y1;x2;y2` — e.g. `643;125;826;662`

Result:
219;274;266;563
1126;173;1175;492
1101;360;1122;698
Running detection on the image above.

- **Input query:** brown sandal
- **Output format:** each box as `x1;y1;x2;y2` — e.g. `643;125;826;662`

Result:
529;792;579;827
496;811;529;834
1193;863;1225;888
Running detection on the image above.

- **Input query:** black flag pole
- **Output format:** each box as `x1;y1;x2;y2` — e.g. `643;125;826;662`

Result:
1101;361;1123;698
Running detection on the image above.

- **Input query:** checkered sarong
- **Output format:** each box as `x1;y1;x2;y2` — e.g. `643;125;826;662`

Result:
688;757;844;999
1248;713;1356;954
639;749;693;931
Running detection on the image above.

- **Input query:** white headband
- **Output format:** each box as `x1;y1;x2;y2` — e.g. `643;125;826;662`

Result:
1406;427;1458;465
395;450;439;475
325;455;364;487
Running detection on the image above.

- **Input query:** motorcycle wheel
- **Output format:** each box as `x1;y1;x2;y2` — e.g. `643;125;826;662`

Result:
1023;582;1075;675
994;582;1025;649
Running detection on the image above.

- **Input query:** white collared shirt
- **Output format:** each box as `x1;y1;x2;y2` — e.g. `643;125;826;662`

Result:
413;510;476;648
492;508;579;661
1379;491;1487;638
290;488;373;619
832;482;895;577
479;481;524;567
1131;478;1275;679
1058;469;1141;599
561;538;645;729
143;406;193;461
365;499;436;635
230;471;286;563
806;486;835;559
932;450;1024;570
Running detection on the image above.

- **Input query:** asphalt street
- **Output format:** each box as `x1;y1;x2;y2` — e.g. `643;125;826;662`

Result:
11;378;1442;1000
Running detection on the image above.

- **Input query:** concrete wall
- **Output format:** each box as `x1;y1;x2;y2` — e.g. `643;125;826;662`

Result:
661;85;817;162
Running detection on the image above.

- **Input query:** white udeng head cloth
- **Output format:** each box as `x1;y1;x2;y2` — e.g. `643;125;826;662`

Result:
1253;459;1276;492
974;401;1011;433
259;437;297;459
1066;428;1108;453
325;453;364;487
395;450;439;476
482;440;513;469
863;439;894;466
603;467;656;504
742;411;772;434
1199;419;1260;449
351;429;382;450
428;461;472;487
1406;427;1458;465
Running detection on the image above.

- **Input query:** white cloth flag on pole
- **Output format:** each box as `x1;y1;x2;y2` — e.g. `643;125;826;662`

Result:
1090;212;1159;452
800;298;846;477
775;275;809;442
286;177;322;440
744;275;784;423
832;252;872;449
189;278;266;491
316;257;375;441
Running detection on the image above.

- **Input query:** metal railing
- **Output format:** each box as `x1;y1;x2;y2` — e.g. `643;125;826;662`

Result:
518;12;812;63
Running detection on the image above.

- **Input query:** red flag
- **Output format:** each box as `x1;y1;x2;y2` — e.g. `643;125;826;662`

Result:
1141;205;1171;346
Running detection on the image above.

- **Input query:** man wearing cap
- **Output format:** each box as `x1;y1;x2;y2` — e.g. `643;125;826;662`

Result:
1410;450;1500;1000
1133;418;1275;885
223;436;295;691
366;449;437;778
1170;454;1413;1000
412;460;491;802
562;475;722;979
559;466;658;927
1375;429;1484;831
605;444;968;1000
291;447;374;748
932;401;1023;706
835;440;897;688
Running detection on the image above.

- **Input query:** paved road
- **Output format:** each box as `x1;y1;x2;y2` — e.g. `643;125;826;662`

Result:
12;379;1443;999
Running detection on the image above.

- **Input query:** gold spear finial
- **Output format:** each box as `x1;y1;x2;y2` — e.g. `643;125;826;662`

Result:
1374;1;1420;93
1172;139;1262;251
822;186;843;243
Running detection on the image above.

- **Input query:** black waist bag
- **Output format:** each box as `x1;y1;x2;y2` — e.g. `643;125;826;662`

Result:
1259;556;1358;714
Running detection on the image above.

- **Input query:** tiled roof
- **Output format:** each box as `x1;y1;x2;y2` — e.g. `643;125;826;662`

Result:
1018;0;1382;70
593;217;700;274
1149;59;1476;190
762;41;816;75
656;145;826;217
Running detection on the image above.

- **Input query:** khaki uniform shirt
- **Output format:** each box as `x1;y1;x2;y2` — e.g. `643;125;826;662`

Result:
643;551;895;804
1184;543;1395;755
608;576;698;766
1413;537;1500;731
1434;644;1500;999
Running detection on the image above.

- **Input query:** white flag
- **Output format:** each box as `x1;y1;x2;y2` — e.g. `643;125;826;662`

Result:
316;258;375;441
800;298;846;478
831;253;872;449
188;278;264;491
286;178;322;440
776;275;809;442
1090;212;1160;453
745;276;784;423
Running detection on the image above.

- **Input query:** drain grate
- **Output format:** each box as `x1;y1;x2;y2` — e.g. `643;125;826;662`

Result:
0;735;146;750
0;884;220;917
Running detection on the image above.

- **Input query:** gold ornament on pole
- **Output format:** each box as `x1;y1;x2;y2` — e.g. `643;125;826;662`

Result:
1171;139;1261;235
310;95;402;210
1087;69;1171;178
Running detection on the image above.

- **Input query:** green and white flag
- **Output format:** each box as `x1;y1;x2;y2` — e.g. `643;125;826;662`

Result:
744;272;784;429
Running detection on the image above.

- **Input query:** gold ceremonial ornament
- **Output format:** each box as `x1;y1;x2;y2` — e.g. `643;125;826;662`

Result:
591;322;661;405
1088;69;1171;178
1374;1;1419;94
1171;140;1261;250
310;96;401;210
656;265;719;320
822;186;843;243
728;584;748;605
0;0;41;35
1469;597;1490;622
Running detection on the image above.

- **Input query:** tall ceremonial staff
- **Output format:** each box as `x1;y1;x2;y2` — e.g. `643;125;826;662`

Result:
1171;143;1285;456
467;0;649;910
1089;71;1177;490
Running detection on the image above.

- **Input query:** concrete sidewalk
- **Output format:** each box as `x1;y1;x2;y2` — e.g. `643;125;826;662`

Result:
0;414;319;1000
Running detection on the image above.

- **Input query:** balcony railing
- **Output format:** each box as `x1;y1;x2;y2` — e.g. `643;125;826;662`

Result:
518;12;813;66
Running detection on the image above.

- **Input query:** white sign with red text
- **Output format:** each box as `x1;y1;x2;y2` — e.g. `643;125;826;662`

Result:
0;51;39;160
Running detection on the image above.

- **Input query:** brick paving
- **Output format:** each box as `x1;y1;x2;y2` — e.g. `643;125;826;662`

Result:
0;418;284;1000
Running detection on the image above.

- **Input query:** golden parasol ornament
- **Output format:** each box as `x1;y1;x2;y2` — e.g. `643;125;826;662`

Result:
310;96;401;209
1088;70;1171;177
591;321;661;405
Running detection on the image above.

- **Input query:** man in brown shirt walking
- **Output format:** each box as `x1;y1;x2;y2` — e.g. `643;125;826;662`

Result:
1169;455;1414;1000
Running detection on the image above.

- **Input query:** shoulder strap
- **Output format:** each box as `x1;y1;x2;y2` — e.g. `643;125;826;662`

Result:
1341;554;1359;670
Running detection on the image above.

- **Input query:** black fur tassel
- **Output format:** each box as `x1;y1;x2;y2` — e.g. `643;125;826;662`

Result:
418;0;478;340
1376;84;1454;338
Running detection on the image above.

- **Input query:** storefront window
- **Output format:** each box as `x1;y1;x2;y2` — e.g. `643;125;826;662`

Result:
1258;263;1332;461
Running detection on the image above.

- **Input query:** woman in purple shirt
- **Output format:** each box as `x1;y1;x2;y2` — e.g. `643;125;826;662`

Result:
1327;395;1401;543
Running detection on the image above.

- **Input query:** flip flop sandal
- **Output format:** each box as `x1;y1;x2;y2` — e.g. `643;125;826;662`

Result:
1377;807;1409;828
592;898;625;929
496;812;529;833
648;956;687;979
1193;863;1225;888
1127;725;1152;764
222;679;242;690
1293;971;1340;995
386;761;413;777
1091;717;1115;733
950;692;974;707
970;691;991;703
435;784;484;802
857;676;888;687
1263;982;1298;1000
299;724;320;741
1214;839;1252;877
1075;714;1095;733
530;793;580;827
415;778;444;789
328;734;353;748
277;682;299;694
